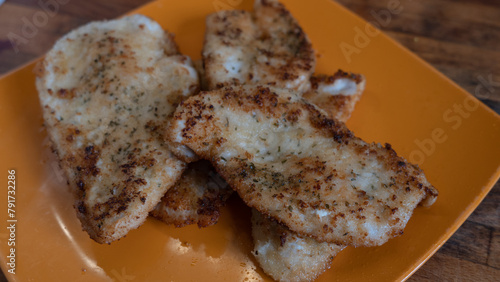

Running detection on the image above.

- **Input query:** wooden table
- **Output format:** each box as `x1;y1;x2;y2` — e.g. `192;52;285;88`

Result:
0;0;498;281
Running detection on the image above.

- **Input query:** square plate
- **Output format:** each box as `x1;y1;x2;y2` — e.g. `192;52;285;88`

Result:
1;0;499;281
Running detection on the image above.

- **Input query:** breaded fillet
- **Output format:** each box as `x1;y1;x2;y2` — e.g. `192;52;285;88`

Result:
150;61;231;228
150;160;233;228
304;71;366;122
203;0;315;92
168;85;438;247
252;210;345;282
252;73;361;280
35;15;199;243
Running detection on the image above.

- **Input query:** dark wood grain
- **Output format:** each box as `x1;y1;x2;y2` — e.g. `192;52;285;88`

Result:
0;0;498;281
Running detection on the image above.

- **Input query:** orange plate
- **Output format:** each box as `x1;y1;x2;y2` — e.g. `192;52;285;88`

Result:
1;0;499;281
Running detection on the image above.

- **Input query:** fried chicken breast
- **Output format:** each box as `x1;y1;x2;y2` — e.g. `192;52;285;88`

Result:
203;0;364;123
168;85;437;247
304;71;366;122
251;71;362;280
150;160;233;228
36;15;199;243
203;0;315;92
252;210;345;282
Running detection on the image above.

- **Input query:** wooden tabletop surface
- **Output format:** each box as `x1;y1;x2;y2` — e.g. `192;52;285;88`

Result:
0;0;498;281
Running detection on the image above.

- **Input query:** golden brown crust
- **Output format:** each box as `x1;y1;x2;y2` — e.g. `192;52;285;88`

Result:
203;0;315;92
168;85;438;247
36;15;199;243
150;161;233;228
